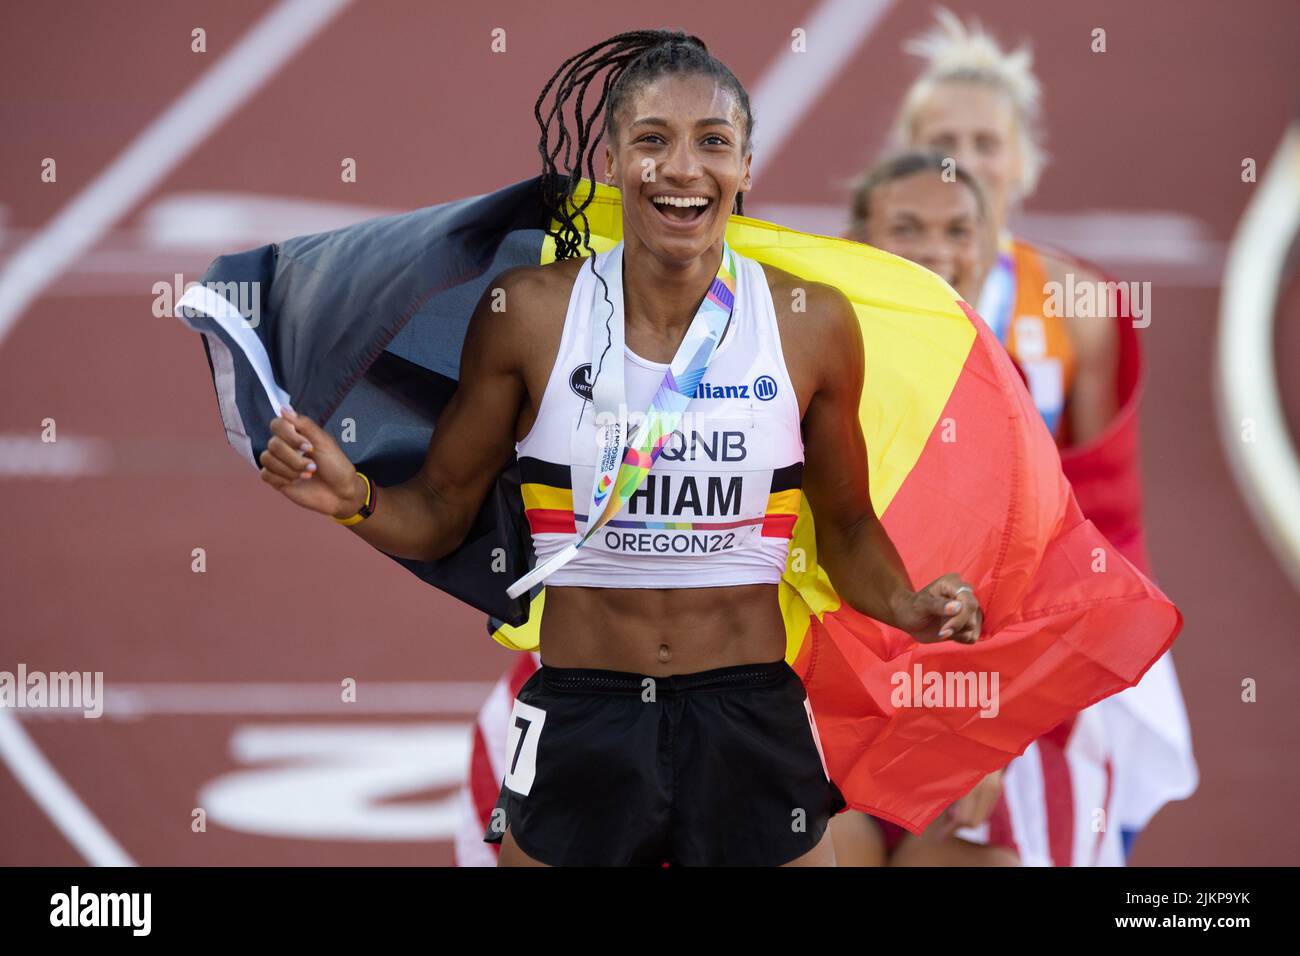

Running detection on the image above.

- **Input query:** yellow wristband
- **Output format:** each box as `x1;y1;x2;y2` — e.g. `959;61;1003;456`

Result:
332;472;375;525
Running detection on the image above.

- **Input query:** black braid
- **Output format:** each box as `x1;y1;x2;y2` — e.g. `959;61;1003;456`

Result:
534;29;755;262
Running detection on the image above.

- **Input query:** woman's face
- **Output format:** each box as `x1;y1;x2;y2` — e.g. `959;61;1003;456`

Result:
605;72;752;265
855;169;987;302
908;81;1021;227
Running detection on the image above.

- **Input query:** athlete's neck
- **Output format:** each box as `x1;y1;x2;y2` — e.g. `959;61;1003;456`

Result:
620;240;724;351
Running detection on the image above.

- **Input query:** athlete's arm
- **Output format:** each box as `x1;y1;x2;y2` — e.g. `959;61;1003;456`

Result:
258;268;532;563
798;284;982;645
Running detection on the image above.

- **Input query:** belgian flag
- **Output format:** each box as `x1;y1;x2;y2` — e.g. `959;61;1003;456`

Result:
175;177;1181;833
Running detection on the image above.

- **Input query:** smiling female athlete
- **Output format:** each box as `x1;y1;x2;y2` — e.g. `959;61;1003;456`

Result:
256;30;983;867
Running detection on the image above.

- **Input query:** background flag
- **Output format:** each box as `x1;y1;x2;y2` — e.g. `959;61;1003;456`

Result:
176;177;1182;833
1049;250;1198;835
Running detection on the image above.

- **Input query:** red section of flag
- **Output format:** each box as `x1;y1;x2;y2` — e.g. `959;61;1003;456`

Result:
794;302;1181;834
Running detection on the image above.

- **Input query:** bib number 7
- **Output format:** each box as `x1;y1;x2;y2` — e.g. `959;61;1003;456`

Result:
503;699;547;795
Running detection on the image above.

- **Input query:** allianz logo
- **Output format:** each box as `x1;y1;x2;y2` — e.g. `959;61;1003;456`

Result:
691;374;779;401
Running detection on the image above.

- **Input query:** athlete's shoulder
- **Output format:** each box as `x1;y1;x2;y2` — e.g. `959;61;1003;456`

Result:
461;257;584;378
477;256;584;337
489;256;586;308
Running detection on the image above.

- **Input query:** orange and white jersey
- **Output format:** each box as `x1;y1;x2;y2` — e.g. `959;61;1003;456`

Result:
976;236;1077;444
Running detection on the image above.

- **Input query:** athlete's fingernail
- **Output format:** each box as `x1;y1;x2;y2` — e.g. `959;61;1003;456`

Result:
299;442;313;453
939;628;952;638
305;462;317;473
945;601;961;614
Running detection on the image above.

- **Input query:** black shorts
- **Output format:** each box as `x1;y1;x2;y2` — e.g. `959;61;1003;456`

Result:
482;658;846;866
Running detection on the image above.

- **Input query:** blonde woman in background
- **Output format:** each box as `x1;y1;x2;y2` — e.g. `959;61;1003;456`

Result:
898;7;1119;444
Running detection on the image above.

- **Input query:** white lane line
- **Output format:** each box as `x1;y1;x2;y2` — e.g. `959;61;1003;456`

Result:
747;0;896;180
90;682;498;718
0;0;353;350
139;192;400;249
1013;210;1220;265
752;202;1225;278
0;434;112;477
0;434;262;479
1214;124;1300;592
0;707;136;866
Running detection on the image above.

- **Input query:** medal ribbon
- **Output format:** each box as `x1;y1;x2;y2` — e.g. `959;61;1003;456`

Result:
976;231;1016;345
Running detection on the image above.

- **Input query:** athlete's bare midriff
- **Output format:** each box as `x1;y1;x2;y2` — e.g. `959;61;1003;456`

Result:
507;254;818;675
539;582;787;673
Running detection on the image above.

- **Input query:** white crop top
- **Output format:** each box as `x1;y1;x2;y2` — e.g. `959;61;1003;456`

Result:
515;246;805;589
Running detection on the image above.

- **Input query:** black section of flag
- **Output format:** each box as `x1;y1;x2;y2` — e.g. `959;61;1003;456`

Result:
181;177;554;626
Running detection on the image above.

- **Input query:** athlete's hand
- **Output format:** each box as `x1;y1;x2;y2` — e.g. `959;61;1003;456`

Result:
258;406;365;519
894;572;983;645
927;769;1004;841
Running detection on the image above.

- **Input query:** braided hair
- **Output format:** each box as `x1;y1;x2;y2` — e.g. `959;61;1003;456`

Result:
535;29;755;262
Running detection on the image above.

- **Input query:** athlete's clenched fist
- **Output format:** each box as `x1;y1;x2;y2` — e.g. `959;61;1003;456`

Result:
259;406;366;519
894;572;984;645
